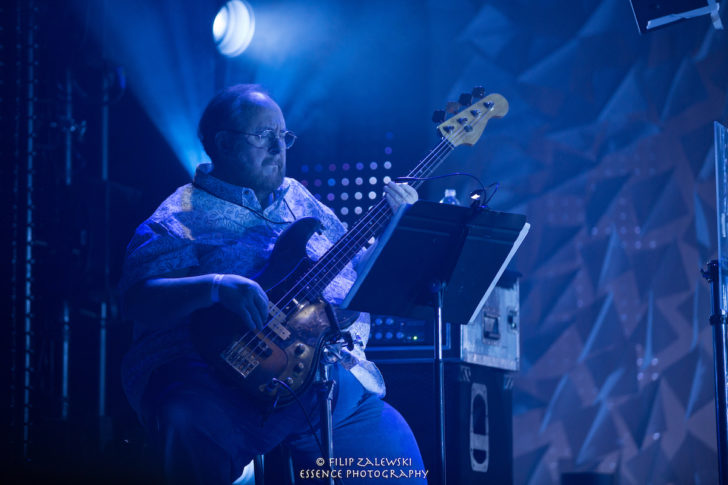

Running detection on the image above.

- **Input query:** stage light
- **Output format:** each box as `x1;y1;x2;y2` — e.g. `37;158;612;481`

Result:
213;0;255;58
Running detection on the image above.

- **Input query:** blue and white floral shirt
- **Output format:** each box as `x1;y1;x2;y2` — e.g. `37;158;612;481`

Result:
120;163;384;411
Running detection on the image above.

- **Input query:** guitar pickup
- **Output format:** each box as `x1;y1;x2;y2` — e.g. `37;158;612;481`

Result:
268;303;291;340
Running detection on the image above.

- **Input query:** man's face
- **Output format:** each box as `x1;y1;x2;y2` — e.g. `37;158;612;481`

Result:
219;94;287;196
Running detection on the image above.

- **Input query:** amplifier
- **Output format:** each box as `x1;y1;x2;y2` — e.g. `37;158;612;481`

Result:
377;362;514;485
365;271;520;371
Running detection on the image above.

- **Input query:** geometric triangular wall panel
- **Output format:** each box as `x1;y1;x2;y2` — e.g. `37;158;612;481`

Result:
430;0;725;482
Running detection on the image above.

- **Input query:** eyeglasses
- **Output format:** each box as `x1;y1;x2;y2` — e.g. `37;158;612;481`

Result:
226;129;297;149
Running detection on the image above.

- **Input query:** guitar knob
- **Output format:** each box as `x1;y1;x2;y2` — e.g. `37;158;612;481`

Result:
458;93;473;106
285;377;294;386
294;362;305;373
472;86;485;99
432;110;446;123
294;344;306;356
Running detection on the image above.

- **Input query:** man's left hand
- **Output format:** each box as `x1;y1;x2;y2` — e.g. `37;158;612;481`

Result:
384;182;418;213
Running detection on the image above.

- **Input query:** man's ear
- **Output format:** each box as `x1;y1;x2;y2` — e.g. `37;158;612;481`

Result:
214;131;234;157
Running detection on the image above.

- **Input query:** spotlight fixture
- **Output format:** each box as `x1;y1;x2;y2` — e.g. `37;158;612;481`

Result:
213;0;255;57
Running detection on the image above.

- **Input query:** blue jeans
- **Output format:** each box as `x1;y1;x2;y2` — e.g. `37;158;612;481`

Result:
139;357;427;484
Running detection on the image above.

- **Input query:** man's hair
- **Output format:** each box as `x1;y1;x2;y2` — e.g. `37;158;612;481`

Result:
197;83;269;162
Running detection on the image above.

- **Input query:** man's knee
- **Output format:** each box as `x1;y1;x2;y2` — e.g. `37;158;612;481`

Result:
156;393;202;437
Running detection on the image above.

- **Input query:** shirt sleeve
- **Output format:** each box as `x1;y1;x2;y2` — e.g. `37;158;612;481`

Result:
118;219;199;293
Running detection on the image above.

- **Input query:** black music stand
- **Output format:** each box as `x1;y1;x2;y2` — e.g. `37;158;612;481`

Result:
342;201;529;485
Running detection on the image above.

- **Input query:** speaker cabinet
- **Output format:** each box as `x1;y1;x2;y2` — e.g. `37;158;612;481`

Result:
378;362;513;484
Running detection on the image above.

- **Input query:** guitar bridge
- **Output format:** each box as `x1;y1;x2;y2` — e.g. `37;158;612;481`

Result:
221;337;272;378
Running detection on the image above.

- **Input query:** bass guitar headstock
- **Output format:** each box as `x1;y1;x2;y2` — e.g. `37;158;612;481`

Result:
432;87;509;147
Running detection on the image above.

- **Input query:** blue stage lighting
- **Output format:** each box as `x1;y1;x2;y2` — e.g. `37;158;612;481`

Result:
213;0;255;57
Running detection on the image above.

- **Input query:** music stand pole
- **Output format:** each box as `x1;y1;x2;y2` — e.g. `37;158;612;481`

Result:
704;260;728;485
317;348;338;485
434;283;447;485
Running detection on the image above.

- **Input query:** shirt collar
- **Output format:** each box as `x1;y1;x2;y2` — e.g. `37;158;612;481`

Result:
193;162;290;209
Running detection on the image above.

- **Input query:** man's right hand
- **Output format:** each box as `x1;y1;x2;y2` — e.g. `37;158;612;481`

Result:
215;274;269;330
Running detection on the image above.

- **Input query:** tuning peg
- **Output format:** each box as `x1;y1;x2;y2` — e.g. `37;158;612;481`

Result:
472;86;485;99
437;126;455;138
445;101;460;114
458;93;473;106
432;110;446;123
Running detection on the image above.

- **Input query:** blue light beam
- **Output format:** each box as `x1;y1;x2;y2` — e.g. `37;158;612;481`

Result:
73;0;217;175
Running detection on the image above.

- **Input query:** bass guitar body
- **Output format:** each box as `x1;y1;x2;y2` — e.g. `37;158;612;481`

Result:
190;217;339;406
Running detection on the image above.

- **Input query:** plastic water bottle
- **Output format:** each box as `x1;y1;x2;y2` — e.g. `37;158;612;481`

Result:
439;189;460;206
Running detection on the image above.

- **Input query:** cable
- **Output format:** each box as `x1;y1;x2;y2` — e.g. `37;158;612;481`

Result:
192;180;297;225
394;171;486;196
483;182;500;206
282;197;299;222
237;202;294;225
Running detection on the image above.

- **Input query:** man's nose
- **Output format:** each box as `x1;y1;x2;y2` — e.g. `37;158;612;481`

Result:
268;136;283;154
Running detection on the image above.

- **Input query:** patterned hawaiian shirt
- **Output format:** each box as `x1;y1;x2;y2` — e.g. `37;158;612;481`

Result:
119;163;384;412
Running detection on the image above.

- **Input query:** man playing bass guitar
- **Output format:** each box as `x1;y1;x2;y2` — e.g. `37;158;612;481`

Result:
120;84;425;484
